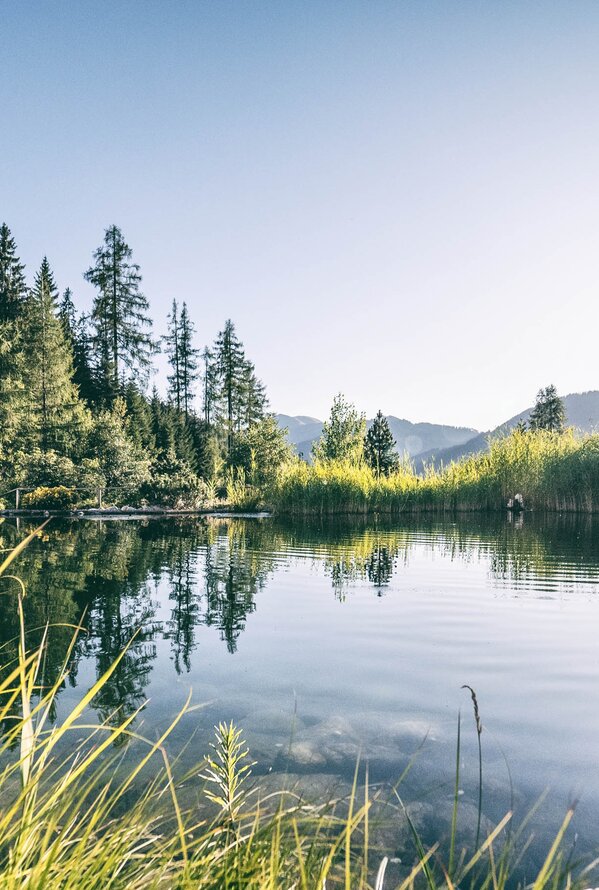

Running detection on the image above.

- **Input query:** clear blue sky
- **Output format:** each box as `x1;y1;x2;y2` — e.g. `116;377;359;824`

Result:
2;1;599;430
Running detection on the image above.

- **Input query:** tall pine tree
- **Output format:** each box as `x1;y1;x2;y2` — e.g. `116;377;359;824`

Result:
163;300;182;412
214;320;246;453
0;223;27;324
163;300;200;417
364;411;398;475
202;347;220;426
529;385;566;433
58;287;76;343
238;359;268;430
84;225;156;395
71;313;98;406
0;224;27;441
21;258;88;454
179;303;199;418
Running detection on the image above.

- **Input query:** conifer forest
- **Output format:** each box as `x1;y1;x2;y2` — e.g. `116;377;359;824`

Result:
0;222;291;510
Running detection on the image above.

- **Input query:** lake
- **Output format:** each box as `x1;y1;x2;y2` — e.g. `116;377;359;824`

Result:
2;513;599;874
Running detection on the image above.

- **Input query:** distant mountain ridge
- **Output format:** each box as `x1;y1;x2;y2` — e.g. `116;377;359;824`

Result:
275;413;478;461
414;390;599;470
277;391;599;468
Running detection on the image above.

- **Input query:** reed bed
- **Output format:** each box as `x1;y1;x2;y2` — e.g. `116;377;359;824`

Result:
268;430;599;515
0;525;592;888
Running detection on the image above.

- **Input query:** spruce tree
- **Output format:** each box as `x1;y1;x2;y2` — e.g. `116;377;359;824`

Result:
179;302;199;418
21;258;88;454
163;300;182;412
214;320;246;453
58;287;76;342
529;385;566;433
202;347;220;426
163;300;199;418
364;411;398;476
0;224;27;441
238;359;268;430
71;313;98;406
84;225;156;393
150;389;176;456
0;223;27;324
124;382;156;453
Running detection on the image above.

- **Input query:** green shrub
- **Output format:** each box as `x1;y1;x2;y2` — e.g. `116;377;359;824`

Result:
21;486;78;511
12;449;79;488
141;450;206;509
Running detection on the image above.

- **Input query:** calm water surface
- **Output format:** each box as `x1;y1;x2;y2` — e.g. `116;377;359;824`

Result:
3;513;599;868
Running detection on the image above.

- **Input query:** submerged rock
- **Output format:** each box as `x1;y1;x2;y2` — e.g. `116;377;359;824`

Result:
286;716;359;768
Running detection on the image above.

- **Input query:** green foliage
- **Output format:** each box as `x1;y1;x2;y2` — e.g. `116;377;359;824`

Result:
187;415;222;481
211;320;269;453
364;410;399;476
0;220;275;507
21;485;78;510
141;449;206;508
529;384;566;432
163;299;200;417
123;382;156;452
312;393;366;464
0;222;27;325
10;449;79;488
273;428;599;514
85;400;151;500
20;258;90;455
230;415;292;485
84;224;157;392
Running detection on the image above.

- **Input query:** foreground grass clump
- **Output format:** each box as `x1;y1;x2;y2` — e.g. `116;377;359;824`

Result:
0;526;593;889
268;429;599;515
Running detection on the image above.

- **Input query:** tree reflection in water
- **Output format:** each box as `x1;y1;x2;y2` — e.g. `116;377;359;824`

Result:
0;513;598;730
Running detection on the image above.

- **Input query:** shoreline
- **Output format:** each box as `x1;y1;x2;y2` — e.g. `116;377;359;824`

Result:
0;507;272;520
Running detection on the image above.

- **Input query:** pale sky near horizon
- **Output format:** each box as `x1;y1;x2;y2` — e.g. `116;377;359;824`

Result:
2;1;599;431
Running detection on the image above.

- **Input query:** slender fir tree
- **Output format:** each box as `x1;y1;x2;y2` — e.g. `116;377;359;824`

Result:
214;320;246;453
21;258;88;453
238;359;268;430
0;224;27;437
529;385;566;432
0;223;27;324
84;225;156;393
163;300;182;412
202;347;220;426
58;288;77;343
179;302;199;418
71;313;98;405
364;411;398;476
124;382;156;452
163;300;200;418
